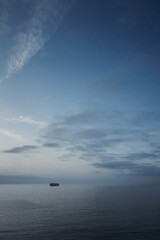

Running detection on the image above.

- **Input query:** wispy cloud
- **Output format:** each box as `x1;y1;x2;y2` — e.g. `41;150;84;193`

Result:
2;145;38;153
0;128;23;141
6;116;47;128
2;0;74;81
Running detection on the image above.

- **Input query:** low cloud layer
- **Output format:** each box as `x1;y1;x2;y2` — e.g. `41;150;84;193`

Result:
92;161;160;176
3;110;160;178
41;110;160;176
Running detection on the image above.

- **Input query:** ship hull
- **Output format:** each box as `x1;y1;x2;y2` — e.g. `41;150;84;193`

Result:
50;183;59;187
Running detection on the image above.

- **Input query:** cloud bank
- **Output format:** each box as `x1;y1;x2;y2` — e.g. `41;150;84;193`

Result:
41;110;160;176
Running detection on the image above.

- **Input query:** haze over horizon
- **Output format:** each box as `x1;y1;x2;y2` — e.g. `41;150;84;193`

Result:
1;0;160;184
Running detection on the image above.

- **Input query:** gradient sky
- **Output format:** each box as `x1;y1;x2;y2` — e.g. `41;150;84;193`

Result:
0;0;160;184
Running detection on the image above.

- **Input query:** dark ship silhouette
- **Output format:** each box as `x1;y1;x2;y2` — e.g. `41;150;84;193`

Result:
50;183;59;187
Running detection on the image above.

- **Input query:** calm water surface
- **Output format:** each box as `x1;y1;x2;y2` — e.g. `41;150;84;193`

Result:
0;184;160;240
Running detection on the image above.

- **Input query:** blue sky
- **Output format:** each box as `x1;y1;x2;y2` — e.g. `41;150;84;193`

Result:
0;0;160;184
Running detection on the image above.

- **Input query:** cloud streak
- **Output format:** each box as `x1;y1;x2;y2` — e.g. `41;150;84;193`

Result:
6;116;47;128
2;145;38;153
43;142;60;148
0;128;23;141
2;0;74;80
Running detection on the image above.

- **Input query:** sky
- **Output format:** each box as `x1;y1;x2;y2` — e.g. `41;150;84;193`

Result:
0;0;160;184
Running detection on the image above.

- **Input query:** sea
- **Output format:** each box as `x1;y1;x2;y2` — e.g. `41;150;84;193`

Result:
0;184;160;240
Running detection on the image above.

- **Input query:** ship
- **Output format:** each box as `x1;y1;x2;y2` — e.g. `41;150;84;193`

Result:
50;183;59;187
